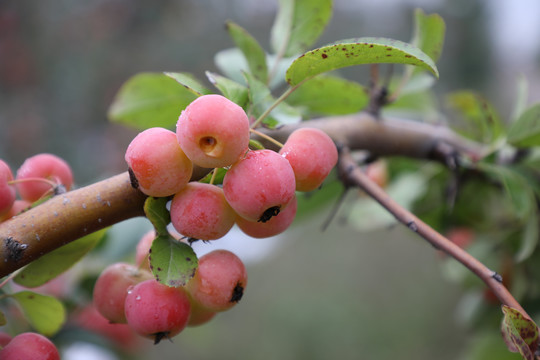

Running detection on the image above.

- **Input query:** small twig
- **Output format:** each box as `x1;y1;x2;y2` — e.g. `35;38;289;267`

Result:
337;147;533;321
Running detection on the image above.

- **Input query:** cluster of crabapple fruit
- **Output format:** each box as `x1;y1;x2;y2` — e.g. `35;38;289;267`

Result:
115;93;338;343
125;94;339;240
93;247;247;344
0;153;74;223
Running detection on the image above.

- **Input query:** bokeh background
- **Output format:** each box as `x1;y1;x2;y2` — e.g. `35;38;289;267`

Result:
1;0;540;359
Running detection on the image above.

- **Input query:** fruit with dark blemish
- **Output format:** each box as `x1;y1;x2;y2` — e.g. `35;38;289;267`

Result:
125;127;193;197
186;250;247;312
124;279;191;344
223;149;296;222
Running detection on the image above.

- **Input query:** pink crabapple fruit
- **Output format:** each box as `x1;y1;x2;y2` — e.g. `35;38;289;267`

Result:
279;127;338;192
170;182;236;241
125;127;193;197
187;299;217;327
124;279;192;344
0;332;60;360
0;160;16;218
186;249;247;312
176;94;250;168
236;195;297;238
223;149;296;222
15;153;73;202
93;262;153;324
0;332;12;347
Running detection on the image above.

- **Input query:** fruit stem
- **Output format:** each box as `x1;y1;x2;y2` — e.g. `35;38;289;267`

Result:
208;168;218;185
249;129;284;148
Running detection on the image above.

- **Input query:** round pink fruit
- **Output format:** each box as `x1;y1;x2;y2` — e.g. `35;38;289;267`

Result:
125;127;193;197
0;332;59;360
0;160;16;218
15;153;73;202
186;250;247;312
279;127;338;192
124;279;191;343
223;149;296;222
176;94;250;168
93;262;153;324
170;182;236;241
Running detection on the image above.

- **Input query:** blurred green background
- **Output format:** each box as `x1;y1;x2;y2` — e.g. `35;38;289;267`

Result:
1;0;539;359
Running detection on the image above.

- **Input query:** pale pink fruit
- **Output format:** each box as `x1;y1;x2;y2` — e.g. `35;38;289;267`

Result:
176;94;250;168
15;153;73;202
223;149;296;222
279;127;338;192
125;127;193;197
0;160;16;217
186;250;247;312
0;332;59;360
170;182;236;241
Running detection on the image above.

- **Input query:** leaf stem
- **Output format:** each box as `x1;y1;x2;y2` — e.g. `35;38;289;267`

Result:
250;84;299;129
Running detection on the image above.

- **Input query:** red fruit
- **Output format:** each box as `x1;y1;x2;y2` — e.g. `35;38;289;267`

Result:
223;149;296;222
0;332;12;347
15;153;73;202
125;127;193;197
365;160;388;188
279;127;338;192
186;250;247;312
0;160;16;217
187;300;217;327
176;94;250;168
93;263;153;324
446;227;474;250
170;182;236;241
124;279;191;343
236;195;297;238
0;332;59;360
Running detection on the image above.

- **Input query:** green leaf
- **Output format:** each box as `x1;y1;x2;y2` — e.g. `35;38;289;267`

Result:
286;37;439;86
226;21;268;83
0;310;6;326
515;211;539;263
149;235;198;287
205;71;249;107
244;72;301;127
144;197;171;236
446;91;504;143
507;103;540;148
411;9;445;63
510;73;529;123
270;0;333;57
478;163;535;221
164;72;211;96
286;75;368;115
108;72;198;130
12;291;66;337
14;229;107;288
501;305;538;359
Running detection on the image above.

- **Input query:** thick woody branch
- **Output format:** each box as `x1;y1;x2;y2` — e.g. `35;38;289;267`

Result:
0;112;486;278
337;148;532;320
0;172;147;277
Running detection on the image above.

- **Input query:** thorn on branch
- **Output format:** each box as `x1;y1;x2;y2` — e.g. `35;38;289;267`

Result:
492;272;503;283
407;220;418;232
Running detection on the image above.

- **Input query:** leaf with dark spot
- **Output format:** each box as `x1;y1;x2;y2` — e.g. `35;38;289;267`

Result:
501;305;539;359
149;235;198;287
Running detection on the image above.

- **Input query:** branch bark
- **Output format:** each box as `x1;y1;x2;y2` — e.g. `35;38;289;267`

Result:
0;112;487;278
337;148;532;320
